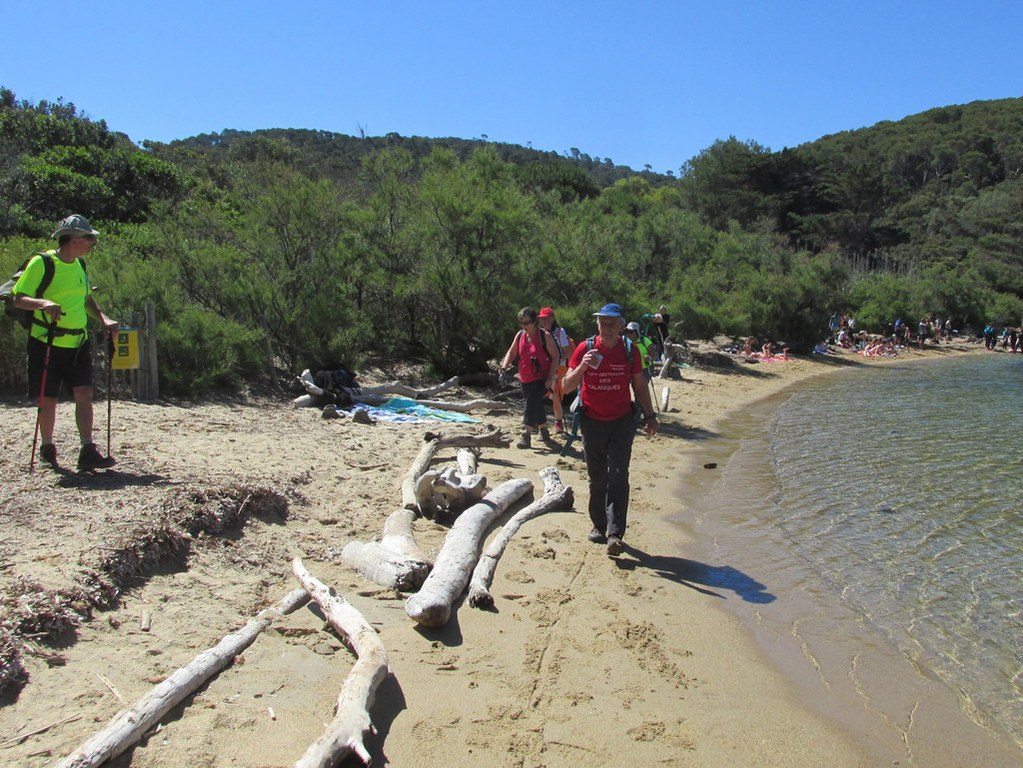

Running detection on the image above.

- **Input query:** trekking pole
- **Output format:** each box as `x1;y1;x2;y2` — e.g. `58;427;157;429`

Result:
649;375;661;413
106;330;114;457
29;321;57;473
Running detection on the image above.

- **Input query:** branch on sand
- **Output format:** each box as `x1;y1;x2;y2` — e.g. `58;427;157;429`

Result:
468;467;573;610
291;558;389;768
54;588;310;768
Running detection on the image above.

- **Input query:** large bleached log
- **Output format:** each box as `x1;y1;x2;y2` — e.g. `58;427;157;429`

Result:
292;559;389;768
468;467;574;610
380;507;432;563
339;509;433;591
660;385;671;412
405;478;533;628
55;588;310;768
400;428;509;512
340;541;430;592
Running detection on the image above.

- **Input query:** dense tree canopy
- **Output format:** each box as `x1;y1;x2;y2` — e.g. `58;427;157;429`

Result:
2;87;1020;396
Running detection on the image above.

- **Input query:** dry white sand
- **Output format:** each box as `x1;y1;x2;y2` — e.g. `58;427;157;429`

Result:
1;340;1018;767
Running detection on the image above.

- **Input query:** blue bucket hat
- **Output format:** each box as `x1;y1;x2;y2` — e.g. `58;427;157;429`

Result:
593;303;625;317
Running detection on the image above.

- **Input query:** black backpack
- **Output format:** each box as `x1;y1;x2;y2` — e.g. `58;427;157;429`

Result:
1;252;87;331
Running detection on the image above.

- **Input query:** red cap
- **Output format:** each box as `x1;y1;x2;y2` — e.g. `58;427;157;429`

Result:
538;307;555;318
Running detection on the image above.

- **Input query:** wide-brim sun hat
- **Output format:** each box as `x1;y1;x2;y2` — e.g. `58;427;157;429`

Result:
593;303;625;317
52;214;100;239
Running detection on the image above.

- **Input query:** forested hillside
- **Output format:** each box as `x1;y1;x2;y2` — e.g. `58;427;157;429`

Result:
2;86;1020;396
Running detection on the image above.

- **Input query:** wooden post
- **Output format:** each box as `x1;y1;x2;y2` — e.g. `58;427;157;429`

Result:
129;311;141;400
143;301;159;400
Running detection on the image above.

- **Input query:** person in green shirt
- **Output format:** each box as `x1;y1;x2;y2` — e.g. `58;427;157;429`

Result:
12;214;119;471
625;321;655;381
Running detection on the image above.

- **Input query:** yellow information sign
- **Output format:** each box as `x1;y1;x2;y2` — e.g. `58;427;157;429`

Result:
111;328;140;370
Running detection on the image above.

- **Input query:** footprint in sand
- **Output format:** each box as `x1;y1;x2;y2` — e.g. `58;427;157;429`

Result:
627;720;666;741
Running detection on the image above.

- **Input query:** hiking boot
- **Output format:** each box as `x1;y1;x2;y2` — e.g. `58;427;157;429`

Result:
606;536;624;556
40;443;58;467
587;528;607;544
539;427;553;443
78;443;116;472
516;431;531;449
554;419;564;434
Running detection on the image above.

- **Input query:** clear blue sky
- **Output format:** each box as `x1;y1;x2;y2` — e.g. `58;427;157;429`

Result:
4;1;1020;174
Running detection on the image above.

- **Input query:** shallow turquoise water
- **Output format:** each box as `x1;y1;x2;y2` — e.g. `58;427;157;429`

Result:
675;351;1023;763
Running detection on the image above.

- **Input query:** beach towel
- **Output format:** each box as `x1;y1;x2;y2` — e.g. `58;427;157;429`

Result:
347;397;479;424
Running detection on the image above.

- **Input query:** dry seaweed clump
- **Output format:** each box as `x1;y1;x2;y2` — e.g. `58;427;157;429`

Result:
74;482;290;608
0;625;23;691
0;577;84;691
173;483;290;535
0;482;290;694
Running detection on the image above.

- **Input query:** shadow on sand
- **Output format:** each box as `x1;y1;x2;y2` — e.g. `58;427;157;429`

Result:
614;543;775;604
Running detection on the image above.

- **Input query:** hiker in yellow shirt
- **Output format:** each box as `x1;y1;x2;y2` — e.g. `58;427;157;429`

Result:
12;214;119;471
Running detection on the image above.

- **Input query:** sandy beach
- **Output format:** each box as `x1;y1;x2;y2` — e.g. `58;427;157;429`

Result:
1;339;1019;767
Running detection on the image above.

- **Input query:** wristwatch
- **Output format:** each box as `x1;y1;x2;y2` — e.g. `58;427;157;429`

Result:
642;413;657;424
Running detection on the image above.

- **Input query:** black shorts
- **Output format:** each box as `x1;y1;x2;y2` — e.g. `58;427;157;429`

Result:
26;337;94;399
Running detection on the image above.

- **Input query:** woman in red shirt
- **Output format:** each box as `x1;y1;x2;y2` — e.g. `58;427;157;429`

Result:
500;307;559;449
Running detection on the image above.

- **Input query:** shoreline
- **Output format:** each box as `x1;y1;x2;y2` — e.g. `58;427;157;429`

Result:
660;343;1023;767
1;341;1020;766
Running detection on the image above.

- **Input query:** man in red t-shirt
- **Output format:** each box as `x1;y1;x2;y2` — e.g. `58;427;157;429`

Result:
562;303;658;555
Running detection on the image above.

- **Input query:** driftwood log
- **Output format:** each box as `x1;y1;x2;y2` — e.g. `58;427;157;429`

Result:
355;376;459;398
413;467;487;518
405;478;533;628
468;467;574;610
292;559;389;768
339;509;432;591
294;374;503;412
456;447;478;476
400;428;509;512
55;588;310;768
657;341;690;379
657;349;673;379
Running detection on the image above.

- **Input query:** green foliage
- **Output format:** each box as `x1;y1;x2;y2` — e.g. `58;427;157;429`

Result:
670;228;843;350
0;235;48;391
0;89;181;236
2;87;1022;397
409;147;540;374
156;304;264;396
20;153;114;217
515;161;601;203
849;273;915;331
